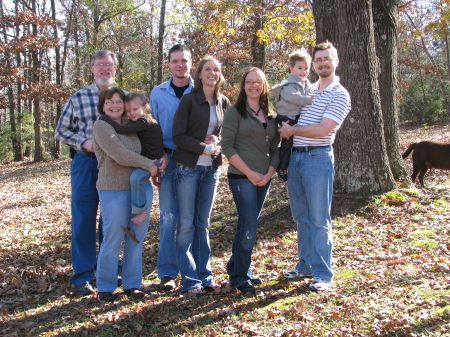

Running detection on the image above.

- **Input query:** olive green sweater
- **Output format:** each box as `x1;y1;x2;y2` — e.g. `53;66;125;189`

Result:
221;104;280;176
94;120;156;191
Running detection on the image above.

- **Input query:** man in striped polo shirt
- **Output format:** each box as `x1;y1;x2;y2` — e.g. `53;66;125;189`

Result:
278;41;351;291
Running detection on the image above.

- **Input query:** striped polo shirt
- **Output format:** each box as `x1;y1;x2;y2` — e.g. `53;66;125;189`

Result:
293;76;351;147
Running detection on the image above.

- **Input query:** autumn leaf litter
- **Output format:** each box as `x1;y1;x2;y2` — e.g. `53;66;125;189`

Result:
1;122;450;336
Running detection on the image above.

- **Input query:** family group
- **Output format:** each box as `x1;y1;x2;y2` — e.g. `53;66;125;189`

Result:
54;41;351;302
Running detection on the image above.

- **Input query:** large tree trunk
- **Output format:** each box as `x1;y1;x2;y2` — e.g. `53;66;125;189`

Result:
372;0;407;180
312;0;396;195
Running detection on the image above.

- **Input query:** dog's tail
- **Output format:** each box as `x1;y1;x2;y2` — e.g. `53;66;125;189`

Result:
402;143;416;159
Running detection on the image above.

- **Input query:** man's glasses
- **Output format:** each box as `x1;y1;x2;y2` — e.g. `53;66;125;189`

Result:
105;100;123;106
313;57;335;64
245;80;263;86
93;63;115;68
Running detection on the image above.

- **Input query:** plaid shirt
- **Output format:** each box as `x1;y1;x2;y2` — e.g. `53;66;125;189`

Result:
55;83;100;151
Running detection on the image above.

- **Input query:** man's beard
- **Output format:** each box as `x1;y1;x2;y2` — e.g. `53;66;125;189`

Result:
96;77;114;87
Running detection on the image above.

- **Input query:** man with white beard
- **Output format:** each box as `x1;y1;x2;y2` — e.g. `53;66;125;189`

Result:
55;50;118;296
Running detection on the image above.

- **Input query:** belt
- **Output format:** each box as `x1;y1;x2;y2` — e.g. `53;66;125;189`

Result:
292;145;330;153
164;147;174;154
76;150;96;158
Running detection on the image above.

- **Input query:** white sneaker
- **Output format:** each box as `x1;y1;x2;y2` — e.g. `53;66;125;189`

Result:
282;269;312;280
309;277;332;291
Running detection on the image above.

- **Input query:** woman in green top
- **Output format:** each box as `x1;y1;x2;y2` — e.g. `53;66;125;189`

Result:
221;67;280;294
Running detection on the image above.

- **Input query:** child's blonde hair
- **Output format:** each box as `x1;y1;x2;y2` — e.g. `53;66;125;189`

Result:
124;92;151;114
289;50;311;68
125;91;156;120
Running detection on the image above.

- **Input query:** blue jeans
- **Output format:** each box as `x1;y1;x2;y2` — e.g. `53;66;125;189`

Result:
96;183;152;292
175;164;219;291
157;154;179;279
227;178;271;288
287;147;334;282
69;153;101;286
130;161;161;214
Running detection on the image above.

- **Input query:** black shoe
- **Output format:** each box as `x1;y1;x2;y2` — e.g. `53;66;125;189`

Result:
75;281;95;296
160;276;176;291
250;277;262;285
124;288;145;299
99;292;116;302
277;168;288;181
236;281;256;294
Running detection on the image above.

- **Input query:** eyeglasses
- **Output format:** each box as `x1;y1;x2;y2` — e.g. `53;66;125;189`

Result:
245;80;263;86
105;100;123;106
93;63;115;68
313;57;335;64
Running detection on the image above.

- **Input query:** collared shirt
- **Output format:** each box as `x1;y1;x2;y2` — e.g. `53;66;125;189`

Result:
150;77;194;151
54;83;100;151
293;76;351;147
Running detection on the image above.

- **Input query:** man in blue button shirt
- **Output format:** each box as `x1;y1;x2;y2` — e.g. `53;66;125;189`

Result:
55;50;117;296
150;44;193;290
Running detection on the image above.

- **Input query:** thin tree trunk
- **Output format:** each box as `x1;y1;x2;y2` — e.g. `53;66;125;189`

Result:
251;0;266;70
31;0;43;162
51;0;61;158
157;0;166;84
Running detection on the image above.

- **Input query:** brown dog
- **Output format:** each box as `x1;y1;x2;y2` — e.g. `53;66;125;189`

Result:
402;141;450;187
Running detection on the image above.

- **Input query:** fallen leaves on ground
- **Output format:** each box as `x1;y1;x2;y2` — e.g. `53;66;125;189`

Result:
1;122;450;336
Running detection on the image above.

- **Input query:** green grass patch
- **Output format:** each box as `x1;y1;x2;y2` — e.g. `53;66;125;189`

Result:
335;269;359;279
410;239;439;249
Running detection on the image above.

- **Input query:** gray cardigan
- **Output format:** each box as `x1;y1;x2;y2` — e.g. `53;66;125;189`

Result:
172;90;230;168
221;104;280;176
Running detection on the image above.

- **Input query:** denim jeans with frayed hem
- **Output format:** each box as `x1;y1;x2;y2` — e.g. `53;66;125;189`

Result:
96;183;152;292
175;164;219;291
287;147;334;282
227;178;270;288
157;154;179;280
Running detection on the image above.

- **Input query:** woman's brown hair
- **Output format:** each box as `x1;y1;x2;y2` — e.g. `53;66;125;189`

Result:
193;55;224;98
234;67;274;119
97;87;126;115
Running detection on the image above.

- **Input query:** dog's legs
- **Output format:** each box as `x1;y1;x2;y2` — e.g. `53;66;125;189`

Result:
411;162;420;185
418;166;429;187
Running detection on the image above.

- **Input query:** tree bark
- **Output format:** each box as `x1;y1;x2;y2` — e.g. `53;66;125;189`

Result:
31;0;43;162
157;0;166;84
312;0;396;195
372;0;408;180
51;0;61;158
251;0;266;70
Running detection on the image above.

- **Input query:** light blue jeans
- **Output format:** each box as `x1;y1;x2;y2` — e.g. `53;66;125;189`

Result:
287;146;334;282
130;161;161;214
156;154;179;279
227;178;270;288
96;183;152;292
175;164;219;291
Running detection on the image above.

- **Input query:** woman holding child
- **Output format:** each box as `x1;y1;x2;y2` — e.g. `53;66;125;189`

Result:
221;67;280;294
93;87;158;301
172;55;230;294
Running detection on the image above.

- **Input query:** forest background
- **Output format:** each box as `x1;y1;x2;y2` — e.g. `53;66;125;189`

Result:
0;0;449;196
